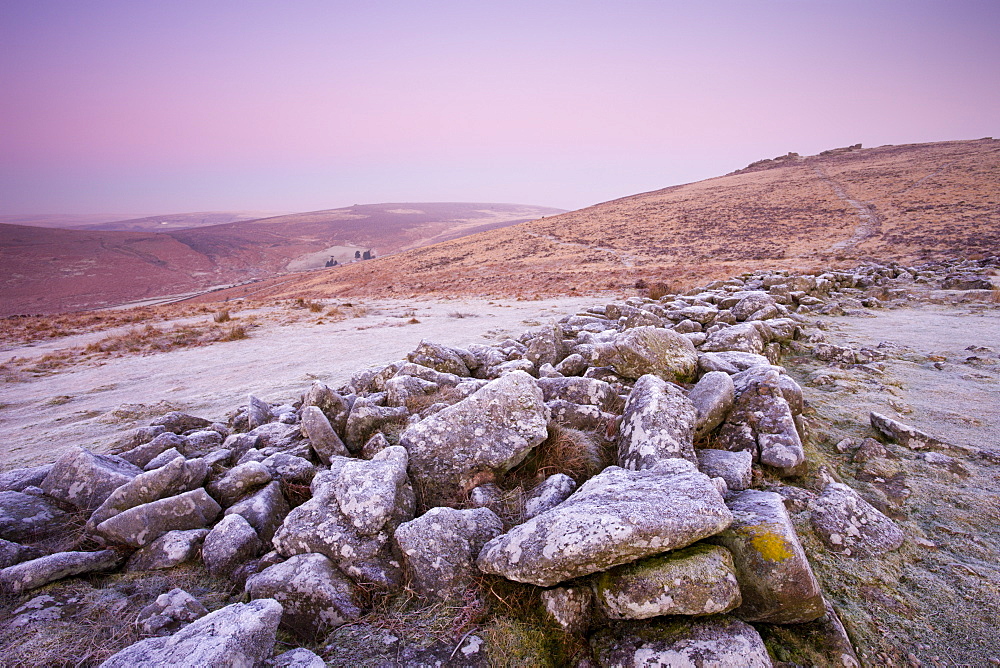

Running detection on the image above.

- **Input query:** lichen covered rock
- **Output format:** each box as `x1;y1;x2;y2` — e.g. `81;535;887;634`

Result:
709;489;824;624
400;371;549;507
476;460;733;587
612;326;698;382
99;599;283;668
809;482;905;558
394;506;502;601
590;615;773;668
617;374;697;469
591;543;742;619
246;553;362;637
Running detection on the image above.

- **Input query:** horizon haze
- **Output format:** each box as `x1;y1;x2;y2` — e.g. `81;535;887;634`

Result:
1;0;998;216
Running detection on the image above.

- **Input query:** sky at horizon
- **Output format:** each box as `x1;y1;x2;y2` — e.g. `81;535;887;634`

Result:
1;0;998;216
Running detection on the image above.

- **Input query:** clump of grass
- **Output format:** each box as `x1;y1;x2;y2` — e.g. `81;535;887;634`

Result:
407;318;421;325
647;281;674;300
84;321;253;355
508;424;613;487
448;312;478;319
480;616;556;668
404;386;466;416
212;309;231;323
321;591;480;664
220;324;248;341
293;298;324;312
0;303;241;347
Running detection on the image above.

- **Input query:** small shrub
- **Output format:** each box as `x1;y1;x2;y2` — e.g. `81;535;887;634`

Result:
213;309;231;323
648;281;673;300
221;324;248;341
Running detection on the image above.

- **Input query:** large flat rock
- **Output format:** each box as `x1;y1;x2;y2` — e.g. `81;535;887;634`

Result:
476;460;733;587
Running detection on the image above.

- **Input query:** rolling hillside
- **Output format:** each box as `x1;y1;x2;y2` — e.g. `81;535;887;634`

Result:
216;138;999;303
0;203;563;315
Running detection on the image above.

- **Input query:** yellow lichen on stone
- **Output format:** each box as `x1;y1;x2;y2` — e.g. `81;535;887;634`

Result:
740;524;794;562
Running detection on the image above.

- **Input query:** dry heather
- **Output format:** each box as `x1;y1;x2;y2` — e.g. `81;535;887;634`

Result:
1;320;253;380
202;138;998;305
0;303;245;347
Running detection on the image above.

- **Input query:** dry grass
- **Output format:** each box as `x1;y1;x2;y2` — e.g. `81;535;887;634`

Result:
206;138;998;305
212;309;231;323
84;322;250;355
2;320;254;380
0;303;231;347
0;564;237;668
507;424;613;488
647;281;674;300
403;386;467;416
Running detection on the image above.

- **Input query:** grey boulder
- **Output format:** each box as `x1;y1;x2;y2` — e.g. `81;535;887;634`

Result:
88;456;209;528
126;529;209;571
203;513;262;578
407;339;472;377
246;553;362;637
272;447;414;587
41;447;142;512
709;489;824;624
523;473;577;519
225;481;290;544
870;412;949;450
207;461;272;507
717;366;804;470
688;370;735;439
300;405;349;464
137;587;209;636
394;506;503;601
809;482;905;558
400;371;548;507
696;449;753;491
95;488;221;548
0;464;53;492
590;616;772;668
611;326;698;382
617;374;697;469
702;322;769;355
99;598;283;668
0;550;122;595
0;538;40;569
271;648;327;668
120;432;186;469
591;543;741;619
536;376;619;413
0;491;69;543
477;460;733;587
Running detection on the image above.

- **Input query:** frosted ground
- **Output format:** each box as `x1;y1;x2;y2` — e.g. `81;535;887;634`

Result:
1;296;997;470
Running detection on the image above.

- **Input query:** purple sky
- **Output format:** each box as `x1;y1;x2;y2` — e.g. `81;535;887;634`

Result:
1;0;997;215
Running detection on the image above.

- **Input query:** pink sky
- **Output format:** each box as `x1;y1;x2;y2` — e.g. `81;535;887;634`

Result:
1;0;997;215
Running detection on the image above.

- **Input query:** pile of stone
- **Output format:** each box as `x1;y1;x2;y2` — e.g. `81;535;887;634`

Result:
0;257;995;666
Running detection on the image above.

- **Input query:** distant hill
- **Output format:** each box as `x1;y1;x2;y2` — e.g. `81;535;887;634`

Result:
220;138;1000;303
0;203;564;315
0;211;291;231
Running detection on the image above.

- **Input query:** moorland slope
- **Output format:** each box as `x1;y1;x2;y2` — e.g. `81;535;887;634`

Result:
228;138;999;303
0;203;561;315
